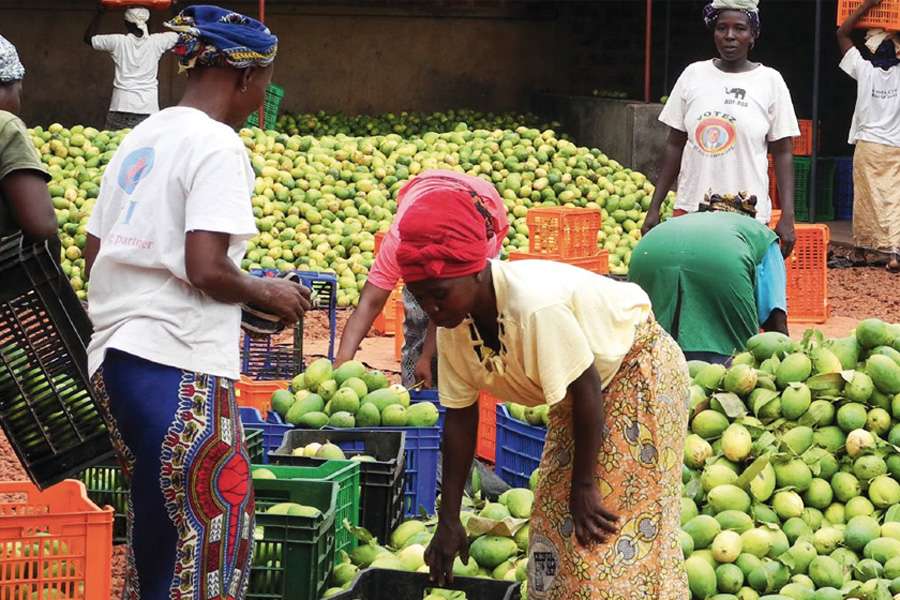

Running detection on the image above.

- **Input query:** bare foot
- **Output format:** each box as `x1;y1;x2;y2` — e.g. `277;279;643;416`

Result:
887;256;900;273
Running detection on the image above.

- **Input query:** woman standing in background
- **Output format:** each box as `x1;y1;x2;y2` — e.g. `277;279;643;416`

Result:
837;0;900;272
643;0;799;259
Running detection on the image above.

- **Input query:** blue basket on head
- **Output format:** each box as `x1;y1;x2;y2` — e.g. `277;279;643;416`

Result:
494;403;547;489
241;270;338;380
834;157;853;221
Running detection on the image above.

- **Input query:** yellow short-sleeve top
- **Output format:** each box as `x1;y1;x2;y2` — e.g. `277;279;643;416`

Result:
437;259;652;409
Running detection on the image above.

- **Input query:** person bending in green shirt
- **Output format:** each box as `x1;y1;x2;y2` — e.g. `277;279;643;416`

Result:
629;205;788;364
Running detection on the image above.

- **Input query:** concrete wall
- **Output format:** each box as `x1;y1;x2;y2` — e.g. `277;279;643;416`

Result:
533;94;666;180
1;0;570;128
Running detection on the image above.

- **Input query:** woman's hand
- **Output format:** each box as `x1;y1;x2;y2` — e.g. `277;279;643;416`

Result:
774;216;796;258
640;207;661;236
414;353;434;388
570;480;619;547
258;277;311;324
424;517;469;586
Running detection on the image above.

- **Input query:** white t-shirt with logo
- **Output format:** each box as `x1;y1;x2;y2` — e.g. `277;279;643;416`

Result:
840;47;900;148
92;32;178;114
659;60;800;225
86;107;258;379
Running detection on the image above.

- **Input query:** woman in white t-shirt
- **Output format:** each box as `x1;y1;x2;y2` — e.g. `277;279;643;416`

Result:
837;0;900;272
643;0;800;259
83;7;310;599
84;5;179;130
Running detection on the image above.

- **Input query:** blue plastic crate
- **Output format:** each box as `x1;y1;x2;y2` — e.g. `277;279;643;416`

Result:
494;404;547;489
835;157;853;220
409;389;445;433
241;269;339;380
320;425;440;517
240;407;291;463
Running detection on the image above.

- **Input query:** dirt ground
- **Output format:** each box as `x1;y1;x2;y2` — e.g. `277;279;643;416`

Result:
0;263;895;593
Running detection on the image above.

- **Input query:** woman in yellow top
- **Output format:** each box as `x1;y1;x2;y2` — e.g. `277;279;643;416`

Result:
395;186;690;600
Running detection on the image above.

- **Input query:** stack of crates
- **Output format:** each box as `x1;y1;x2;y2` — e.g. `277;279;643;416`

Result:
508;207;608;274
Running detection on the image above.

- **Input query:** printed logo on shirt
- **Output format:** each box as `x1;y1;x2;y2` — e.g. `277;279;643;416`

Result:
117;147;155;224
694;114;737;156
724;86;749;108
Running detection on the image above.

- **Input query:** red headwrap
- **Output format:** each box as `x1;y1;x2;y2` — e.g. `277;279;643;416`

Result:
396;188;494;282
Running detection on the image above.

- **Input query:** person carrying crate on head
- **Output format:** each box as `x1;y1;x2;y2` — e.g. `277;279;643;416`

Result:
837;0;900;273
629;197;789;365
83;6;311;599
395;183;690;600
84;1;180;131
335;170;509;389
0;34;59;253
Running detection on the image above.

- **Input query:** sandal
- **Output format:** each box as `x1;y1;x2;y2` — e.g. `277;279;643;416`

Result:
849;249;868;266
887;256;900;273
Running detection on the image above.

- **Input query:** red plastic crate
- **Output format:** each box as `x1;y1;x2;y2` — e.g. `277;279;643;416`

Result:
792;120;814;156
0;480;113;600
836;0;900;30
236;376;288;420
786;224;830;324
476;391;500;463
508;250;610;275
526;207;602;258
767;154;779;208
373;284;403;336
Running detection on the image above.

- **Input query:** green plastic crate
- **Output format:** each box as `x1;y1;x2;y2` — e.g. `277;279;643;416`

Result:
251;461;360;564
245;83;284;131
77;460;128;543
250;478;338;600
245;427;264;464
793;157;835;222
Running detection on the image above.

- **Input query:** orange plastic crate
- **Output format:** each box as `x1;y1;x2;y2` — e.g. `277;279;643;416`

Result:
508;250;610;275
394;296;404;362
767;154;779;208
101;0;172;7
476;391;500;463
786;224;830;324
373;284;403;336
837;0;900;30
769;209;782;229
374;232;386;256
526;207;602;258
235;376;289;420
792;120;814;156
0;480;113;600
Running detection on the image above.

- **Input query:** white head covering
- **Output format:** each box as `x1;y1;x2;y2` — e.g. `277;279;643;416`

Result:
0;34;24;83
711;0;759;10
124;8;150;37
866;29;900;58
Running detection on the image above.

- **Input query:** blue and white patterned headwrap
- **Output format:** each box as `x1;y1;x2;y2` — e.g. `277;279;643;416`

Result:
0;35;24;83
703;1;761;39
165;5;278;71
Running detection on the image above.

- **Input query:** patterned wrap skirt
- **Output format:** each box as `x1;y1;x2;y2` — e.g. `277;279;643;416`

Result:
93;349;255;600
528;317;690;600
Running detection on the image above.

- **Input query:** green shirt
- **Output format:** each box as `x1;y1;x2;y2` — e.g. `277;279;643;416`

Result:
628;212;778;356
0;110;50;240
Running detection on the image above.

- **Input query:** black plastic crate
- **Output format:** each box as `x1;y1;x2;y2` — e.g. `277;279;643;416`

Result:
330;569;521;600
241;270;339;380
270;429;406;544
0;236;115;488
